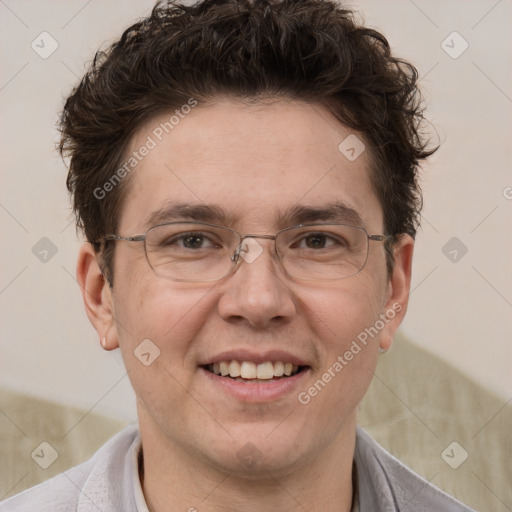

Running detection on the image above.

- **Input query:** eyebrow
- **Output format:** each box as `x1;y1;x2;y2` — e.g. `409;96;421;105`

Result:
144;201;363;230
145;202;238;228
279;202;364;227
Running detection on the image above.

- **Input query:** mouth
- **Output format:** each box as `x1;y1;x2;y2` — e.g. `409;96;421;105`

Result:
202;360;308;383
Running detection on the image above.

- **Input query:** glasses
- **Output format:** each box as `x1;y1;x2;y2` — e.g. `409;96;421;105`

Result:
103;222;393;282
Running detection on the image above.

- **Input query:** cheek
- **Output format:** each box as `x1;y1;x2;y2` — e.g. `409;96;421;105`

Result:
112;277;219;422
301;274;385;350
113;245;205;339
112;261;216;374
296;277;384;410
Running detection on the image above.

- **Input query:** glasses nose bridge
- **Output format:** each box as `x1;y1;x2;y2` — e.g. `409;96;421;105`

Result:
242;233;277;242
241;233;278;252
231;232;278;264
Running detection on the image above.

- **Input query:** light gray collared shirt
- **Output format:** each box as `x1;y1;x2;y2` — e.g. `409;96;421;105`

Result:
1;425;475;511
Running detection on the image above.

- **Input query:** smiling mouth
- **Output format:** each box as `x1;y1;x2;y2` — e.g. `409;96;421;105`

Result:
203;360;307;382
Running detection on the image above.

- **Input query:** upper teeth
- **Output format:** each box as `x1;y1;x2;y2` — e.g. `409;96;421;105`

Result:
209;361;299;379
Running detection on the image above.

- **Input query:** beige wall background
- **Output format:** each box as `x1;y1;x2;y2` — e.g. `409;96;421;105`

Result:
0;0;511;422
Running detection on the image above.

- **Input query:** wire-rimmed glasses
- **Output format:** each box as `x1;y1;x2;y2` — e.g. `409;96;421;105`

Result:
103;221;393;282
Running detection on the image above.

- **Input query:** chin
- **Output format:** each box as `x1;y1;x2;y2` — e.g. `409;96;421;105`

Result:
201;423;312;478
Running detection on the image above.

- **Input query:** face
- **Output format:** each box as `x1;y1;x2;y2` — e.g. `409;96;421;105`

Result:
80;99;412;478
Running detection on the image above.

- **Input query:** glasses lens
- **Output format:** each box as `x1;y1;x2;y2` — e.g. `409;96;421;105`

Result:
145;223;239;281
277;224;369;280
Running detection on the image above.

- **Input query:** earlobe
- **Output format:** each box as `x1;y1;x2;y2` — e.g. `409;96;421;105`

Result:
76;243;119;351
379;235;414;351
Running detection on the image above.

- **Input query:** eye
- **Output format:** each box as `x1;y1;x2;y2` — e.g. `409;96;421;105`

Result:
163;232;220;249
304;233;331;249
294;232;342;250
181;233;210;249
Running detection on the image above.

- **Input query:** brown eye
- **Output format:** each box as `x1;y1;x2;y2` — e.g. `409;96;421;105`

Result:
160;232;218;249
182;234;206;249
304;234;328;249
294;233;340;250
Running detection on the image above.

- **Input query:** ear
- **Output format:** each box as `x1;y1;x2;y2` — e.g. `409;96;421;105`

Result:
76;243;119;351
379;234;414;351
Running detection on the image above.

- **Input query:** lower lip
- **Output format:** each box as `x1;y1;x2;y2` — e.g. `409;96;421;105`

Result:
200;367;310;402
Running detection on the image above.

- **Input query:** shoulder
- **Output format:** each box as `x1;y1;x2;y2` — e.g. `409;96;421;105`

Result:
0;425;140;512
354;426;475;512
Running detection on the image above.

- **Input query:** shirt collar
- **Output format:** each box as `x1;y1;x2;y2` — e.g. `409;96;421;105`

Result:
131;439;151;512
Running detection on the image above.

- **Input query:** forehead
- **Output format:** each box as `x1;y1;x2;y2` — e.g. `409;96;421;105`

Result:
117;99;382;232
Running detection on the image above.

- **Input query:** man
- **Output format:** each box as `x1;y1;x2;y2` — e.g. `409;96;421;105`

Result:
1;0;475;510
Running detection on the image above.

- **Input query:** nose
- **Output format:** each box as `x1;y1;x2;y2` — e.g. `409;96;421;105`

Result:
217;237;297;329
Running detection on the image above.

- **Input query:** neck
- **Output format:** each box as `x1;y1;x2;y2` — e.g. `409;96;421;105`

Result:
138;417;357;512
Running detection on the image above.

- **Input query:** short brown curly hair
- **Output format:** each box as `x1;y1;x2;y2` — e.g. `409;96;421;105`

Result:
60;0;436;286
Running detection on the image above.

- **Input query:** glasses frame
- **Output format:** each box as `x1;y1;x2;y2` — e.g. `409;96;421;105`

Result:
103;221;394;282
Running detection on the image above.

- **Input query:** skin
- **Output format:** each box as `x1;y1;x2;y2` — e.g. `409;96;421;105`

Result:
77;99;413;512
